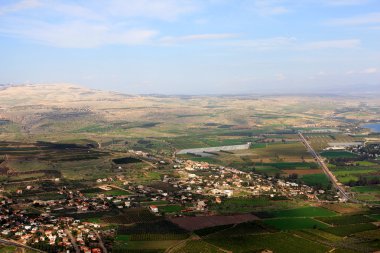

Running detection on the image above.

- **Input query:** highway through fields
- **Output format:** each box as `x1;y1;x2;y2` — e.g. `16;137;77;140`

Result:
298;132;350;201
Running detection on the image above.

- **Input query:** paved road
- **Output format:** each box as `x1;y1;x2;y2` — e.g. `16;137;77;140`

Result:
91;229;108;253
298;132;350;201
65;229;80;253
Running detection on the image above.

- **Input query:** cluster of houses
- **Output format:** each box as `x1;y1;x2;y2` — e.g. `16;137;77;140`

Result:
0;151;342;252
348;143;380;159
0;198;103;252
174;160;316;200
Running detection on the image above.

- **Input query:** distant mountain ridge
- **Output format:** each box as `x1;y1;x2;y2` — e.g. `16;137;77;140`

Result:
0;83;133;107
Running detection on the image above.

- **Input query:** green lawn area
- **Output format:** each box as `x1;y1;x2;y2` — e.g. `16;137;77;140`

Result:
141;200;169;206
158;205;183;213
36;192;67;200
84;189;130;197
82;217;102;223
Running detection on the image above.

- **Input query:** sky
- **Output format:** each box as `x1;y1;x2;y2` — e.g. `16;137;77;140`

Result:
0;0;379;94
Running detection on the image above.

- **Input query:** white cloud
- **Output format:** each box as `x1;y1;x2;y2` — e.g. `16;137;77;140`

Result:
303;39;360;49
0;0;198;48
346;67;378;75
0;0;41;15
276;73;286;81
324;0;370;6
223;37;297;50
327;12;380;26
0;20;158;48
248;0;290;16
104;0;198;21
219;37;360;51
160;33;238;44
362;67;378;74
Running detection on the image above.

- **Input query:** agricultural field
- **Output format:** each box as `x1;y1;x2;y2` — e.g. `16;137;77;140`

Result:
169;213;258;231
306;140;380;203
351;185;380;203
209;197;298;214
113;239;178;252
263;217;329;230
316;214;376;225
262;206;337;218
320;150;359;159
198;206;380;252
113;220;190;252
205;232;331;253
102;208;161;224
300;173;331;188
306;134;363;151
321;202;368;214
321;223;378;236
183;141;330;190
172;240;226;253
2;85;380;252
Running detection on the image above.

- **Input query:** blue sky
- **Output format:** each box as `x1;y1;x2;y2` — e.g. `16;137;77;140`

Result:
0;0;379;94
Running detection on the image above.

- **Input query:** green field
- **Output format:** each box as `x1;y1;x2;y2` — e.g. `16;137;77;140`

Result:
321;223;378;236
301;174;331;188
356;161;378;166
351;185;380;193
114;240;179;251
253;165;281;174
254;142;313;159
173;240;225;253
210;197;294;213
263;217;329;230
206;232;330;253
265;206;336;218
102;209;160;224
369;214;380;220
320;151;359;159
262;162;317;169
316;215;376;225
129;233;189;241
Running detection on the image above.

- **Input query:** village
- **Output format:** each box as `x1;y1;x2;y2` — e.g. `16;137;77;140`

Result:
0;153;336;253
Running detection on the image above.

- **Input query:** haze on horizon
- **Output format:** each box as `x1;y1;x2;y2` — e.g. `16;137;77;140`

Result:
0;0;379;95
